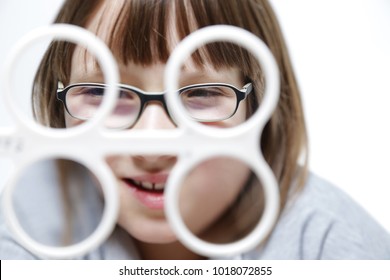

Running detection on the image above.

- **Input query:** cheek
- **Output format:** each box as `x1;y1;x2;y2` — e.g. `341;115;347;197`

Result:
179;157;251;234
64;112;82;127
105;155;124;174
205;101;247;128
230;101;247;124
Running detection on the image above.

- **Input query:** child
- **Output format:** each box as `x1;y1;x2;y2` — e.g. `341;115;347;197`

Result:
1;0;389;259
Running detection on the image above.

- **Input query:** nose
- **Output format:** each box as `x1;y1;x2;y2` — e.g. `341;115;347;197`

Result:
131;101;177;171
132;154;177;173
132;101;176;130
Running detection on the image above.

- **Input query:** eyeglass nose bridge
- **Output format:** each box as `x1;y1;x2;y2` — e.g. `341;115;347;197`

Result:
135;92;176;126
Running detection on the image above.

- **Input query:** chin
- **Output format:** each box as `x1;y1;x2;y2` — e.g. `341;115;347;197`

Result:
119;217;178;244
135;231;178;244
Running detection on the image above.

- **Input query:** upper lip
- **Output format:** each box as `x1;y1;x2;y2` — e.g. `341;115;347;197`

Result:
123;173;169;192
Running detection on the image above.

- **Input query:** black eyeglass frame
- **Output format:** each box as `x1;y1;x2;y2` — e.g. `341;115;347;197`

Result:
56;82;253;126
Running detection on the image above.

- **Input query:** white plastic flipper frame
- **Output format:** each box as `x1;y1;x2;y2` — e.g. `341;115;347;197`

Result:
1;24;280;259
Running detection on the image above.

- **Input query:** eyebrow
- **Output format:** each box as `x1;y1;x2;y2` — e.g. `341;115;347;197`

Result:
69;70;104;84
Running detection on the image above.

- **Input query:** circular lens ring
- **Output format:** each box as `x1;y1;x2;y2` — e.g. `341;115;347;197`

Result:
165;151;279;258
2;24;120;137
164;25;280;138
2;154;119;259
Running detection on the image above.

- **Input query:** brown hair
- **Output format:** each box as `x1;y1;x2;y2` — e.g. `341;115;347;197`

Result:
32;0;308;245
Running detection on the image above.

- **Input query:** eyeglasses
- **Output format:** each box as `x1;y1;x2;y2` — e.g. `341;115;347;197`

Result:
57;82;253;129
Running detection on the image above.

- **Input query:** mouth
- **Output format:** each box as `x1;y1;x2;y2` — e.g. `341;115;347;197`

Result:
124;178;165;193
122;174;168;210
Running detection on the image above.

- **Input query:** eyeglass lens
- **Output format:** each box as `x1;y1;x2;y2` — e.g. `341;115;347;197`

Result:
66;86;141;129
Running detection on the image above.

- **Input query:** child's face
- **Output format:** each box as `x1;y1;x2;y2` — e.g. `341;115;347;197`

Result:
64;1;251;244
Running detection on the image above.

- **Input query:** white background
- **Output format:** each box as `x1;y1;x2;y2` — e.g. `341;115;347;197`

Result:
0;0;389;233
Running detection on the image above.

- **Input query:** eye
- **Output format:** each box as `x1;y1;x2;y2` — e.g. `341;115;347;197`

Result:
119;90;136;99
77;86;105;97
181;86;237;100
183;87;227;98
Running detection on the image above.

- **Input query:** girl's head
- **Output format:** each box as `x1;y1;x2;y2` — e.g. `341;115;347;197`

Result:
32;0;307;257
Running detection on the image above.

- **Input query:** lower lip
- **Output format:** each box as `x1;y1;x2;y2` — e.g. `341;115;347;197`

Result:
124;181;165;210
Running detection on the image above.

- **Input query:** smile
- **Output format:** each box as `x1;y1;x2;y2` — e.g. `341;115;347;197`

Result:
125;178;165;193
122;173;169;210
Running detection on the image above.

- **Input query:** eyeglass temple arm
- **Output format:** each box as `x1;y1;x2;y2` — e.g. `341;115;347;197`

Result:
57;81;65;92
242;82;253;97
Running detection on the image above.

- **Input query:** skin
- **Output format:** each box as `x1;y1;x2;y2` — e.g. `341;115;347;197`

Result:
64;0;251;259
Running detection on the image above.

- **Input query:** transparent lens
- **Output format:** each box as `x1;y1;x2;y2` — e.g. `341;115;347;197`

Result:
65;86;141;129
180;86;237;121
12;159;104;247
178;156;264;245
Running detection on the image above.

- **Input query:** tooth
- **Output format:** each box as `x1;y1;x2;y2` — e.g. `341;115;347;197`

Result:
154;183;165;190
133;180;142;186
142;182;154;190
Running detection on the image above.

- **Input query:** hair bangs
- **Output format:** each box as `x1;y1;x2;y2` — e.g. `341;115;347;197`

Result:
100;0;254;75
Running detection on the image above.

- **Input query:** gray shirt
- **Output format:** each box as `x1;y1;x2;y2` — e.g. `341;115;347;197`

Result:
1;161;389;259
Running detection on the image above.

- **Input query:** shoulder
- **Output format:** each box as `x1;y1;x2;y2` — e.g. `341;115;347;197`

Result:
0;160;105;260
245;173;390;259
0;205;37;259
0;160;60;259
0;160;138;260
